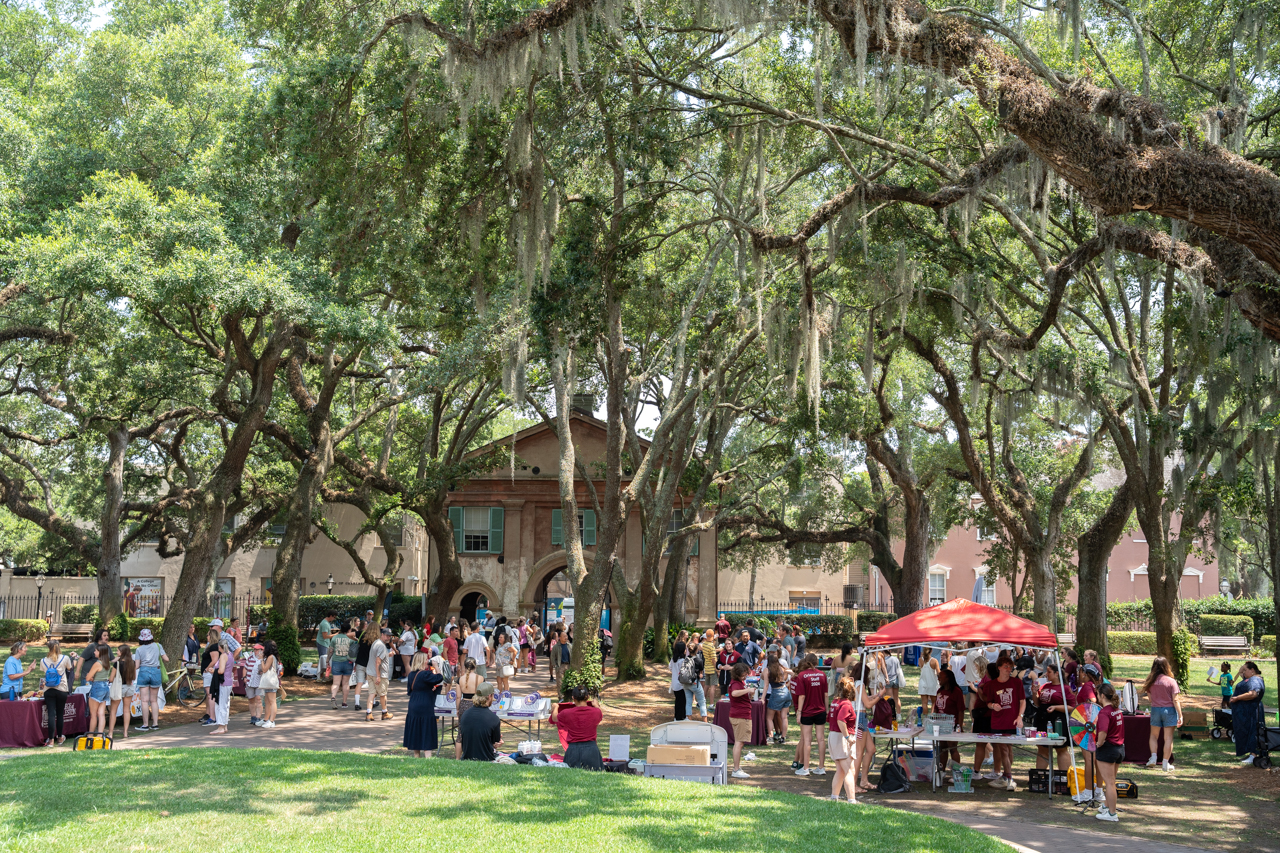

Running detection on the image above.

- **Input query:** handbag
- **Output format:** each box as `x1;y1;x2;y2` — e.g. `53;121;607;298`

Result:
259;667;280;692
109;663;124;702
502;665;515;677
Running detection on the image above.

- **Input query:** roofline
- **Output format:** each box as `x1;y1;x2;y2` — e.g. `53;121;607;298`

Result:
463;411;651;464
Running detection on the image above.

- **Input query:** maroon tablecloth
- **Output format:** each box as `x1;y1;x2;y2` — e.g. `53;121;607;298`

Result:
713;699;768;746
0;694;89;748
1122;714;1174;764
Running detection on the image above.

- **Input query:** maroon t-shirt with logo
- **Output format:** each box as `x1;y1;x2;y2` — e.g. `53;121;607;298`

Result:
1096;705;1125;746
932;685;965;730
984;676;1025;730
728;679;752;718
796;669;828;717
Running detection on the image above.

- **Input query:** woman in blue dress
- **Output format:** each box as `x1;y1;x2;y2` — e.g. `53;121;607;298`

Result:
403;653;443;757
1229;661;1266;765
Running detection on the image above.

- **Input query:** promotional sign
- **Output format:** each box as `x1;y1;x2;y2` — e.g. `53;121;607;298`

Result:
123;579;163;617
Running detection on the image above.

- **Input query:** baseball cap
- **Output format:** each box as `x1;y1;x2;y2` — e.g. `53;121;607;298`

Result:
381;626;392;635
475;682;495;699
209;618;224;628
252;643;265;651
1083;663;1102;679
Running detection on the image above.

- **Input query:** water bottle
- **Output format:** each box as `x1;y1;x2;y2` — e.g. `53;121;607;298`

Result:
916;706;923;726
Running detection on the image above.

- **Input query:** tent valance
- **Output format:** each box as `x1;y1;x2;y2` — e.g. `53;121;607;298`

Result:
861;598;1058;649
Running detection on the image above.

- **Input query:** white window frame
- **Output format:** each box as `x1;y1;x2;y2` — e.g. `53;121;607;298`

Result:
462;507;490;553
976;523;998;541
972;567;997;606
928;564;952;606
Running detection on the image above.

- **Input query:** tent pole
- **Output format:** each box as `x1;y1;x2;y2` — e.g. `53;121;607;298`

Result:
1052;645;1079;799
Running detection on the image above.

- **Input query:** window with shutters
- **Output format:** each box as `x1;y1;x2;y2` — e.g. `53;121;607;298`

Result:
551;509;596;547
928;571;947;605
463;507;490;552
662;509;699;556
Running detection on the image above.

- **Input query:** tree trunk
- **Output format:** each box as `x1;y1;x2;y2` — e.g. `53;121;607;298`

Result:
164;490;229;652
421;502;464;624
612;585;647;680
270;439;332;629
1026;543;1057;629
1147;542;1185;661
96;426;128;623
895;495;930;615
1076;482;1133;673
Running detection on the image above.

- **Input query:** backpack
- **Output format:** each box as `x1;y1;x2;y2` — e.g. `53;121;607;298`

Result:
43;656;65;689
678;656;697;687
877;758;913;794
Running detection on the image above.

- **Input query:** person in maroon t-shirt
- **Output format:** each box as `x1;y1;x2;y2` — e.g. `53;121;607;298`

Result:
443;626;461;669
983;655;1025;790
552;685;605;770
727;662;754;779
931;668;966;772
827;678;859;802
715;614;732;641
1093;683;1126;821
1072;663;1103;803
792;654;829;778
1034;663;1072;771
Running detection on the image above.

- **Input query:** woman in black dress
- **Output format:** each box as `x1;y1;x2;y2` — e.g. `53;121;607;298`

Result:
403;653;444;757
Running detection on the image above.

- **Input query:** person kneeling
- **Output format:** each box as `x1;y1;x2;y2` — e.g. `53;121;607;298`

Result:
458;682;503;761
553;685;604;770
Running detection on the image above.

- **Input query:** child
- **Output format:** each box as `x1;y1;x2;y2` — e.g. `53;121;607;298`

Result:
1208;662;1234;709
244;644;264;725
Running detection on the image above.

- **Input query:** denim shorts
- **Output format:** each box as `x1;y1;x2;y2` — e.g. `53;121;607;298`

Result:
1150;705;1179;728
89;681;111;702
136;666;162;688
331;660;353;677
766;690;792;711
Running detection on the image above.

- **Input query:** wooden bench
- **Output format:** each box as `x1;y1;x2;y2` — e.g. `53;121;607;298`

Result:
1200;635;1250;654
51;623;93;641
1056;633;1076;647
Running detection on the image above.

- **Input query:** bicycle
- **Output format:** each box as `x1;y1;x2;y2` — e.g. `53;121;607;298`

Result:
164;664;207;709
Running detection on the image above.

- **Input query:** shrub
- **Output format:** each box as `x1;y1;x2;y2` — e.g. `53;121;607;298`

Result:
643;623;696;658
786;614;855;647
61;604;98;623
719;614;777;638
1015;612;1069;632
0;619;50;642
1107;631;1158;655
1184;596;1276;637
266;613;302;676
561;636;603;697
856;611;896;633
1170;629;1196;688
106;612;130;641
126;618;164;642
1258;635;1275;656
1198;614;1254;644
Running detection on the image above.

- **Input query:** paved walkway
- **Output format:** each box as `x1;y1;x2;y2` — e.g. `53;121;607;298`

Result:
901;808;1214;853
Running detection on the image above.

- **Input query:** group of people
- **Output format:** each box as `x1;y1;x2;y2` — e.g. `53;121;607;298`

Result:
181;617;283;734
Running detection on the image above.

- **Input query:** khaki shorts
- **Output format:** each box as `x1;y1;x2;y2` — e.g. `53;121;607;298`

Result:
828;731;851;760
373;678;388;698
730;717;752;743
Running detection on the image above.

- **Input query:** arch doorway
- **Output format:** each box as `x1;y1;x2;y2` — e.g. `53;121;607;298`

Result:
534;568;616;633
459;590;489;625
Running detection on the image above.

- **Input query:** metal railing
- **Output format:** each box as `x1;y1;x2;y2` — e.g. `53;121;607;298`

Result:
0;593;266;625
717;599;894;618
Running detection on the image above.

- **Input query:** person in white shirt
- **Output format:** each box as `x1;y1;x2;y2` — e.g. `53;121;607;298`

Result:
462;621;490;681
398;620;418;683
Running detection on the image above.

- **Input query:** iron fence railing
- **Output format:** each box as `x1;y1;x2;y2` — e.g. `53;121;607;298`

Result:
0;593;266;625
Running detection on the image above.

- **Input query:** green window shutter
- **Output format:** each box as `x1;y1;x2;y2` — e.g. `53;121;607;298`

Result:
583;510;597;546
448;506;464;554
489;507;504;554
551;509;563;546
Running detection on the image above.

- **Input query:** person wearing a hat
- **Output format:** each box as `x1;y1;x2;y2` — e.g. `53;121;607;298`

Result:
133;628;169;732
366;627;394;722
1072;663;1106;803
458;682;503;762
209;618;241;655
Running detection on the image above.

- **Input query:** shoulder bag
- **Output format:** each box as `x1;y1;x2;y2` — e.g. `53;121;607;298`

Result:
109;660;124;702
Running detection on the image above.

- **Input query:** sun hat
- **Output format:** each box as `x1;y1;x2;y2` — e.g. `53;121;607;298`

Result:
252;644;265;651
137;628;154;641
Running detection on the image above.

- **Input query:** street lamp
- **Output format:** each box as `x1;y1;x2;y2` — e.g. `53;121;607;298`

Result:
35;573;45;628
326;573;335;594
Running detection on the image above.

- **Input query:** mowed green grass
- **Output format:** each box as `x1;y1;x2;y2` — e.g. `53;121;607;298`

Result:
0;749;1008;853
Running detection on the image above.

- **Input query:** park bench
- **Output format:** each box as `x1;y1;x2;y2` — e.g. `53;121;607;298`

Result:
1056;633;1075;647
1200;635;1250;654
51;623;93;641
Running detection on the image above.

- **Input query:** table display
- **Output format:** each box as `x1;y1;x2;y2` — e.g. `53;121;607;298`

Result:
866;727;1069;797
712;699;768;746
0;694;89;748
1122;714;1173;765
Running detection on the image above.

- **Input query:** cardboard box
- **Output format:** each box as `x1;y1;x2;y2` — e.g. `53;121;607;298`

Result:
646;744;711;766
1181;710;1208;737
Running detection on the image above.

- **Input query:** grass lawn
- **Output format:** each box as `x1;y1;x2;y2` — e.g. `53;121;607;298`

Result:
0;749;1008;853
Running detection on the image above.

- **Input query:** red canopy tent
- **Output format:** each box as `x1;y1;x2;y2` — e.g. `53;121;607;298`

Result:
861;598;1058;649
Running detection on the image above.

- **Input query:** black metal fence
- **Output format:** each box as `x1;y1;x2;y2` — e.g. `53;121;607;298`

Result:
717;599;894;619
0;593;266;624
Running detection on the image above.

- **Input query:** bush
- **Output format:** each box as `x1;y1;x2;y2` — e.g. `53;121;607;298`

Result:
1015;612;1069;632
561;636;603;698
857;611;896;633
1258;635;1275;656
1108;631;1158;655
643;623;696;658
126;618;164;642
266;613;302;676
1170;628;1196;688
719;614;777;638
61;604;98;623
1198;614;1254;644
786;614;855;647
0;619;50;642
106;612;130;641
1184;596;1276;637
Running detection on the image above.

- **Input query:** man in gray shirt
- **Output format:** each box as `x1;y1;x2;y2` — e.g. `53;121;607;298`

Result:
366;627;394;722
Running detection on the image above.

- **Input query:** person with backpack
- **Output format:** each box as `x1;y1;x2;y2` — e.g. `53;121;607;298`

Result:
680;642;706;721
39;640;76;746
106;645;137;740
329;622;357;709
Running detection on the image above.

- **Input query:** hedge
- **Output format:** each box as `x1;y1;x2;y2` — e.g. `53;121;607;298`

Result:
721;614;778;639
643;623;697;658
1108;631;1158;655
0;619;49;642
1103;596;1278;636
61;604;98;623
856;611;896;633
785;614;855;646
1199;615;1254;644
1258;635;1276;656
1015;612;1069;633
249;594;421;639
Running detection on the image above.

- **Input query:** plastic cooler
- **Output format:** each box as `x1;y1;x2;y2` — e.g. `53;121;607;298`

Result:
891;745;934;782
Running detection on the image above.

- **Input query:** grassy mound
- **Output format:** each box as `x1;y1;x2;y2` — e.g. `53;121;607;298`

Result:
0;749;1006;853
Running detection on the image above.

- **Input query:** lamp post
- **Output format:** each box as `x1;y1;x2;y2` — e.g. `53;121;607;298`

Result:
326;573;335;594
35;573;45;629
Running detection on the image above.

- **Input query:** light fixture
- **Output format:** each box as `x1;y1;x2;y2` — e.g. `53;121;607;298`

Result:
35;573;45;589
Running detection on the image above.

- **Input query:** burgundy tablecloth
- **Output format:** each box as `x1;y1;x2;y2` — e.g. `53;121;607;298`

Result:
1122;714;1174;764
713;699;768;746
0;694;89;748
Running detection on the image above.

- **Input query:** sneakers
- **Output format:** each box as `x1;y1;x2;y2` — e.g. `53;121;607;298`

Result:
341;703;349;709
1093;787;1106;799
1071;792;1093;804
1162;759;1175;772
791;761;803;771
795;767;811;777
1096;810;1119;822
253;719;264;727
1241;755;1255;766
199;715;211;723
1005;777;1018;792
249;717;260;726
732;769;750;779
811;767;826;776
980;771;1000;781
1145;756;1157;767
331;698;338;710
988;777;1007;789
262;721;276;729
200;719;217;727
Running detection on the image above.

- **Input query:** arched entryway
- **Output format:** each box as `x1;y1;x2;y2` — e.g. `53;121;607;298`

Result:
533;567;617;633
451;582;499;626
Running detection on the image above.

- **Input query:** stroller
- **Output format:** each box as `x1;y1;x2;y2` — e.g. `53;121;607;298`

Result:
1210;708;1234;742
1256;718;1280;770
